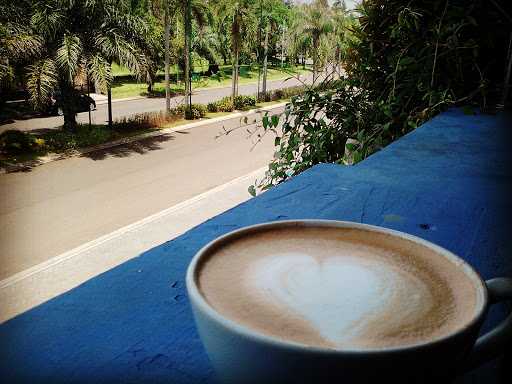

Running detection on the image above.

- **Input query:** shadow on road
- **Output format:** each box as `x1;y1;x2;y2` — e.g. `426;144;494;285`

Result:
1;132;177;174
82;133;176;161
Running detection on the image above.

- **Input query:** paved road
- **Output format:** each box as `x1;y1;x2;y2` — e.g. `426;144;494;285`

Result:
1;75;309;132
0;106;282;280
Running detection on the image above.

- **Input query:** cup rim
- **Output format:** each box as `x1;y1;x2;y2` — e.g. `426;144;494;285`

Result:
186;220;488;355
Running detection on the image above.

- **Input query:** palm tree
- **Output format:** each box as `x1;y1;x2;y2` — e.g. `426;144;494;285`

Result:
259;0;288;97
215;0;257;99
0;5;43;99
286;5;312;69
302;0;333;82
170;0;211;113
18;0;149;131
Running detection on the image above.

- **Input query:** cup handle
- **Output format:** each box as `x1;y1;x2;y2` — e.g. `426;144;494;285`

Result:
464;277;512;371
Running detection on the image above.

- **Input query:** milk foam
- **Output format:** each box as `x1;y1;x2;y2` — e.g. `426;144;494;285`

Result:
198;226;480;350
249;253;432;347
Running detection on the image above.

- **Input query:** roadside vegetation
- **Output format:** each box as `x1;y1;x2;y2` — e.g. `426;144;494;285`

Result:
1;0;347;125
251;0;510;192
0;85;308;168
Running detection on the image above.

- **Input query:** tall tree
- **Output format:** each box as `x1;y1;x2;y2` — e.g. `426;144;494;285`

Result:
171;0;211;112
259;0;289;97
302;0;333;82
215;0;257;99
16;0;149;131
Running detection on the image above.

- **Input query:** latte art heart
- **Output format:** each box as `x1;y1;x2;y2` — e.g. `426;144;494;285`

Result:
249;253;433;348
198;226;480;350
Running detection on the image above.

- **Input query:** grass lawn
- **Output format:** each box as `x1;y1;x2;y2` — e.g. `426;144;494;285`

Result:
111;65;310;99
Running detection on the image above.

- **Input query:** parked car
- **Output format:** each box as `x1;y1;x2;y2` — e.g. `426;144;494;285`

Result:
43;93;96;116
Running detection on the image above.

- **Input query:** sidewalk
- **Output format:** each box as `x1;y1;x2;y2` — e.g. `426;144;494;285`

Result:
0;167;265;323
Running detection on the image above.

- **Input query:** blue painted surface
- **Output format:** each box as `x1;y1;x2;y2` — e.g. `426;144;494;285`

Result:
0;109;511;383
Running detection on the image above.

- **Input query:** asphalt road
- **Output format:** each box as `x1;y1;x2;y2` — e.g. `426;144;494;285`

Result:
1;75;309;132
0;106;282;280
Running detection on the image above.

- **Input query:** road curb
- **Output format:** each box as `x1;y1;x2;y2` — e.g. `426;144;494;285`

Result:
0;102;287;174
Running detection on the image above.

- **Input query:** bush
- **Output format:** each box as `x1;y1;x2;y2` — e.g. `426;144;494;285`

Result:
273;89;285;100
215;97;234;112
0;130;38;155
177;103;207;120
207;102;218;113
233;95;256;110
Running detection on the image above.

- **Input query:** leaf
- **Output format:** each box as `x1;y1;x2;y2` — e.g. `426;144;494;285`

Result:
248;185;256;197
262;114;270;128
274;136;281;146
271;114;280;127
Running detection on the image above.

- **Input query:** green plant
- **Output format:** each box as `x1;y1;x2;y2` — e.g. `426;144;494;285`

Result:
233;95;256;109
215;96;235;112
207;101;219;112
0;130;38;155
254;0;509;192
177;103;207;119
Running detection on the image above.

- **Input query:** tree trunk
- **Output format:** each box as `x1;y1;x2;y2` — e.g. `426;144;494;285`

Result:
232;48;239;98
60;84;78;132
262;24;270;97
281;27;285;68
164;0;171;114
184;0;192;115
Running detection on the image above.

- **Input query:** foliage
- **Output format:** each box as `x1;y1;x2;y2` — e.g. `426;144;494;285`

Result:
211;96;235;112
0;130;41;155
3;0;151;131
207;101;218;112
233;95;256;110
258;85;309;102
177;103;207;119
255;0;510;190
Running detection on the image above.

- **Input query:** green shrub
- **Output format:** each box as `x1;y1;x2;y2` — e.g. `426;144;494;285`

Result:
233;95;256;110
273;89;285;100
258;91;272;102
0;130;37;155
215;97;234;112
176;103;207;119
207;102;218;112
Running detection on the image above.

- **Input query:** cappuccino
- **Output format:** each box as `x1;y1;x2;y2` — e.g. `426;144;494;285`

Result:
196;226;482;350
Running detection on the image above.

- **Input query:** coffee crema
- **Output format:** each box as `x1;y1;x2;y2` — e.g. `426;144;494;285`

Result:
196;226;483;350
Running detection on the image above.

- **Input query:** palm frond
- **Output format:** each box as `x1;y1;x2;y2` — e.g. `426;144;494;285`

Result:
30;3;65;40
87;54;112;93
26;58;58;108
56;34;82;83
94;31;148;79
3;23;44;60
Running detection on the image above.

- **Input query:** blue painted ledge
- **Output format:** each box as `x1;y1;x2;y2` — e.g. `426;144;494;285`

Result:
0;109;511;383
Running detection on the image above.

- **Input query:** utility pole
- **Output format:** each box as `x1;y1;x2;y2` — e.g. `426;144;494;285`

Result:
107;86;112;129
